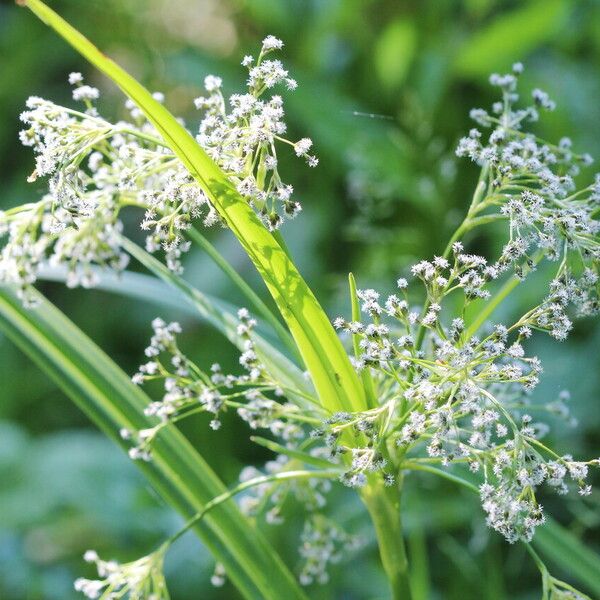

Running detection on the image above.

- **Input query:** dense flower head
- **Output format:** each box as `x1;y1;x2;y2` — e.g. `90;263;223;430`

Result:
5;37;313;302
456;64;600;281
193;39;315;230
74;547;168;599
332;252;599;541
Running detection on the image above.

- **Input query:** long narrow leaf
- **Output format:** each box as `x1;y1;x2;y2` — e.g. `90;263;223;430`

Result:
20;0;365;414
186;227;299;360
37;264;202;317
0;286;307;600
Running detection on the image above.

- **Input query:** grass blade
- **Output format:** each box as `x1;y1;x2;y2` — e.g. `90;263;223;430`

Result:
186;227;299;360
37;264;208;318
20;0;365;414
38;262;286;356
0;286;307;600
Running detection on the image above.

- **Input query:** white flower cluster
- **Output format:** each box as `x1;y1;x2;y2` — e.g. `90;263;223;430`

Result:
335;244;538;371
479;445;596;543
10;77;207;297
236;389;303;441
297;515;361;586
193;35;316;230
123;310;304;460
8;37;312;305
74;547;168;599
525;271;599;340
456;64;600;276
238;454;332;524
0;195;129;307
210;562;227;588
3;85;140;303
331;232;599;541
311;409;394;488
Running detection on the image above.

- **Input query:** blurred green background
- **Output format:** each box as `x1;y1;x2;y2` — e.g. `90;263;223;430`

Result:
1;0;599;598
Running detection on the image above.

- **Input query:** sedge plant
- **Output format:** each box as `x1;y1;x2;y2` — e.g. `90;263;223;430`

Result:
2;1;600;598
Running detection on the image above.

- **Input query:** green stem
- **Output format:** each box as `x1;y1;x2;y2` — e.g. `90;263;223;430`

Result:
407;528;430;600
525;544;550;600
169;469;341;545
441;217;473;259
361;479;412;600
402;461;478;493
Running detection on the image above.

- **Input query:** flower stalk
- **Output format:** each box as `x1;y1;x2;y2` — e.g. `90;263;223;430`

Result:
361;479;412;600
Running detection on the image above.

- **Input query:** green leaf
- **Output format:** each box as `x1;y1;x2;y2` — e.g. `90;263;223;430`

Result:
186;227;299;361
38;262;289;359
21;0;366;414
454;0;569;77
37;264;203;318
0;286;307;600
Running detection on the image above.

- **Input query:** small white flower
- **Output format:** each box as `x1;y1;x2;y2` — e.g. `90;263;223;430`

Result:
72;85;100;102
68;72;84;85
83;550;98;563
294;138;313;157
262;35;284;51
204;75;222;92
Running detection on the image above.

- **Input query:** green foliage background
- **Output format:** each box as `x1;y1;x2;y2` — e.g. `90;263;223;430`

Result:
0;0;599;598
